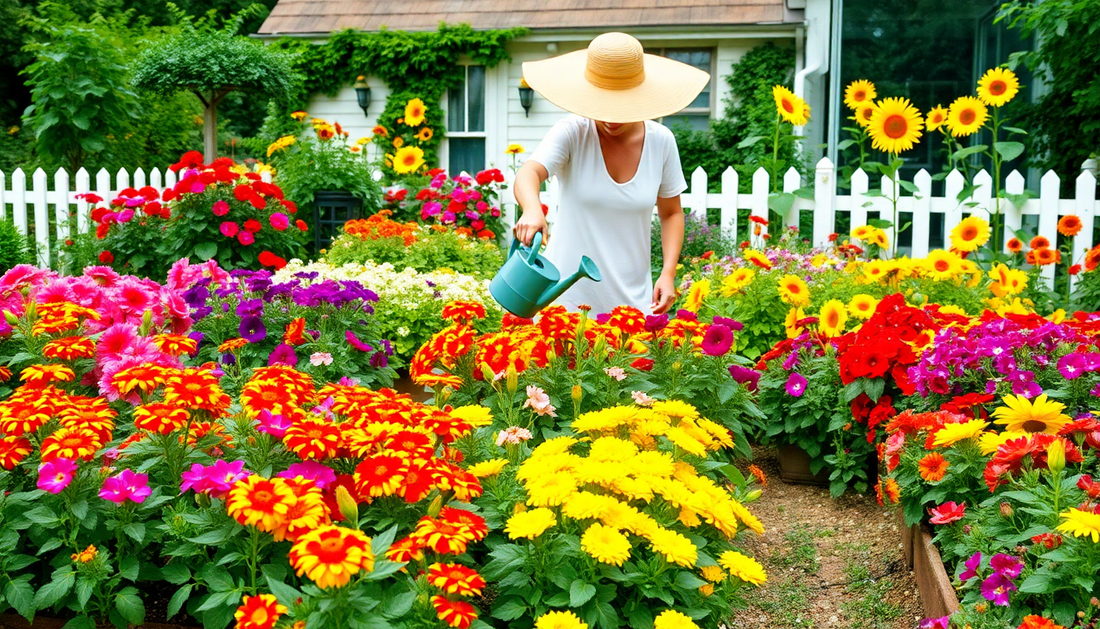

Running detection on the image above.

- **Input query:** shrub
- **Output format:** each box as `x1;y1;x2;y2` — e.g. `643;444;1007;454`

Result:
381;168;506;239
0;219;28;273
652;211;736;271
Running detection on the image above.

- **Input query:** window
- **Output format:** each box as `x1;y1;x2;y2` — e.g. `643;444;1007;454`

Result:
447;65;486;175
652;49;714;131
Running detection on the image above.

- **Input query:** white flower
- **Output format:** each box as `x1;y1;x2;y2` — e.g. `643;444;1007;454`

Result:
310;352;333;366
604;366;627;381
397;326;411;337
522;385;557;417
632;391;655;407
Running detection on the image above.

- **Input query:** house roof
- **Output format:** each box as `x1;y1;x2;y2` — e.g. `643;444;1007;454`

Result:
257;0;802;36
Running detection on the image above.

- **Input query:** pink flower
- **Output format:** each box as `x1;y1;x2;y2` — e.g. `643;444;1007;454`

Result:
522;385;557;417
181;460;249;498
212;200;230;216
604;366;627;381
269;212;290;231
310;352;333;366
220;221;240;237
99;469;151;504
38;459;78;494
237;231;254;246
345;331;373;352
929;501;966;525
255;410;292;439
278;462;336;489
476;201;489;212
495;426;533;446
632;391;655;407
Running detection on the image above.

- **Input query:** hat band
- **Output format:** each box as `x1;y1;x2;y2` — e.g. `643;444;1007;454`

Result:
584;64;645;90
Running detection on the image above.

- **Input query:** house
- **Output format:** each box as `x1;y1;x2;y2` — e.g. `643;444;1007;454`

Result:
256;0;1029;183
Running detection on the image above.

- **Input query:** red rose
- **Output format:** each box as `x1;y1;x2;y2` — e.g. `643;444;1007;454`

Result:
243;219;262;233
99;251;114;264
162;189;177;202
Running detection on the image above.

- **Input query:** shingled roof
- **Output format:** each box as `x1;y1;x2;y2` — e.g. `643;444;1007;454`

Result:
257;0;802;36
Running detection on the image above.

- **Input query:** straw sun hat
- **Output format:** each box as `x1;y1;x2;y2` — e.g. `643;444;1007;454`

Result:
522;32;711;124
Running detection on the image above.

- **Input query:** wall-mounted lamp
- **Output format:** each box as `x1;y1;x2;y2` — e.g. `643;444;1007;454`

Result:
518;78;534;118
354;75;371;116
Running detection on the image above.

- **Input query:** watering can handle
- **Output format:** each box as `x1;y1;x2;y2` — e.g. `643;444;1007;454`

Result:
526;231;544;264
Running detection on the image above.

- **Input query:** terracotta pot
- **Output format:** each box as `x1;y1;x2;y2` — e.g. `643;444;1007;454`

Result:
903;518;961;618
391;374;433;404
0;614;201;629
776;444;830;486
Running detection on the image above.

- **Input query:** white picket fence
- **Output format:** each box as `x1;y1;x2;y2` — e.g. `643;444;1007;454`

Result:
3;160;1099;287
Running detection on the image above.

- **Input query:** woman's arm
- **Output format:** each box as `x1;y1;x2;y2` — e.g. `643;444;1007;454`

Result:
652;195;685;314
512;161;550;246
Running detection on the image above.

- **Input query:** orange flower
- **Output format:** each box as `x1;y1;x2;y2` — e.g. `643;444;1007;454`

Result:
20;364;75;387
163;368;231;415
428;563;486;597
153;334;199;357
40;426;101;462
475;335;525;378
538;306;580;341
234;594;287;629
918;452;949;482
283;318;307;346
354;454;405;498
344;211;419;246
411;516;473;555
414;373;464;390
431;597;478;629
1033;247;1060;266
1006;238;1023;253
283;418;342;460
396;459;435;503
1030;235;1050;250
441;301;487;324
0;366;10;381
0;398;53;436
1057;215;1082;237
372;125;389;137
271;478;330;542
748;464;767;486
439;507;488;541
226;475;295;532
288;524;374;589
133;403;190;435
112;365;167;397
219;338;249;353
608;305;646;335
42;337;96;361
1086;245;1100;271
1018;616;1065;629
884;478;901;503
433;464;482;501
0;436;32;469
385;536;425;562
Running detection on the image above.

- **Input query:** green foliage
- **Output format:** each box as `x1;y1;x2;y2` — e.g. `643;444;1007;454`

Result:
19;3;139;173
323;226;504;279
376;90;444;180
999;0;1100;188
652;211;737;272
0;218;29;273
672;43;798;192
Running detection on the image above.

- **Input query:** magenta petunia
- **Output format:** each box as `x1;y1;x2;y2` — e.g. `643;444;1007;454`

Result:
220;221;239;238
785;372;807;397
237;230;255;246
100;469;150;504
980;572;1016;606
345;330;373;352
701;324;734;356
959;551;982;581
38;459;78;494
1057;353;1087;380
278;461;337;489
212;200;230;216
255;410;292;439
268;343;297;367
269;212;290;231
989;553;1023;579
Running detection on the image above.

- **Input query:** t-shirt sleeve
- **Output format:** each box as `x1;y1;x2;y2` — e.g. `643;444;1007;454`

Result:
658;130;688;198
528;117;576;178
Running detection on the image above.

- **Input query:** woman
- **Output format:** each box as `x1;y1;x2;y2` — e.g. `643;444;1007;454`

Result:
512;32;709;315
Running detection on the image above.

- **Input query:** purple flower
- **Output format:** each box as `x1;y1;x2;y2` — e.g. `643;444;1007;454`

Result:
785;372;807;397
644;314;669;332
278;461;337;489
712;316;743;331
236;299;264;317
729;365;761;392
919;617;950;629
345;330;373;352
701;324;734;356
268;343;298;367
959;552;982;582
370;351;389;369
675;309;697;322
239;315;267;343
990;553;1022;579
782;351;800;371
38;459;78;494
99;470;151;504
380;339;393;356
980;572;1016;606
255;410;292;439
1057;353;1087;380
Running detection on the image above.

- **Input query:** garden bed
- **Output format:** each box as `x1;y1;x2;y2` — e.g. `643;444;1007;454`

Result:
899;515;960;620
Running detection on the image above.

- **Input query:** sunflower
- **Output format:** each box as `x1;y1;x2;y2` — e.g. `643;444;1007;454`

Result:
720;268;755;296
505;507;557;540
930;419;989;447
580;523;632;566
818;300;848;337
777;274;810;307
1056;508;1100;543
991;394;1070;434
684;279;710;312
1057;215;1083;237
855;103;877;127
288;525;374;589
392;147;426;175
234;594;287;629
925;106;948;132
743;249;772;269
226;475;295;532
946;96;988;137
949;216;991;252
772;86;808;125
976;68;1020;108
404;98;427;127
925;249;963;280
843;80;877;110
918;452;949;482
846;294;878;320
868;97;923;154
718;550;767;585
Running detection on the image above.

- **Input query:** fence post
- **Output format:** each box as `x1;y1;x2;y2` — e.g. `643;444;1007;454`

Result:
782;167;800;230
116;168;130;193
911;169;932;258
165;167;178;190
972;170;992;221
75;168;90;235
812;157;835;246
943;170;965;239
1038;170;1061;288
32;168;50;267
720;167;738;236
685;166;708;218
1070;170;1098;292
11;169;27;238
95;169;112;216
150;167;163;190
54;168;70;246
1003;170;1025;249
750;168;769;245
849;168;869;232
0;170;6;221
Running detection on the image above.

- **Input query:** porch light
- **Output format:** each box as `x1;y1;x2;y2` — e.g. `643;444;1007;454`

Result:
519;78;534;118
354;75;371;116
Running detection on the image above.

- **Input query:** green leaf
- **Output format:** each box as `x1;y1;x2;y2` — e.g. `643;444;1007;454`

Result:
123;522;145;543
264;574;303;606
491;598;527;621
75;577;95;609
570;580;597;607
115;587;145;625
189;527;234;545
1018;571;1053;594
34;566;75;609
867;218;893;229
167;585;192;620
119;556;140;581
768;192;795;215
25;506;59;525
1003;126;1028;135
719;464;747;490
838;139;856;150
994;141;1025;162
70;499;89;521
200;564;235;592
4;575;35;619
160;562;191;585
193;242;218;261
953;144;988;160
381;590;416;619
371;525;399;556
737;135;768;149
674;571;708;590
61;616;96;629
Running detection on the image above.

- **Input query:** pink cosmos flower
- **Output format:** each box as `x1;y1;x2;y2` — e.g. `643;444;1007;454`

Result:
99;469;151;504
212;200;230;216
220;222;240;238
604;367;627;381
38;459;78;494
278;462;336;489
522;385;557;417
269;213;290;231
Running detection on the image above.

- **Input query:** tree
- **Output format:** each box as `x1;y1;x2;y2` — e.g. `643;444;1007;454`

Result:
130;11;296;162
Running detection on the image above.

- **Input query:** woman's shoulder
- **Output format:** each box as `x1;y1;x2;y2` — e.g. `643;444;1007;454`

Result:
645;120;677;143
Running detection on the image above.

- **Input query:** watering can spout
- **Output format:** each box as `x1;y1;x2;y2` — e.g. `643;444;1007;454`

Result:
540;255;602;307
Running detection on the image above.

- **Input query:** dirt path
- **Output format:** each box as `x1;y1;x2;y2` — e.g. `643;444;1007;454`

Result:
731;447;924;629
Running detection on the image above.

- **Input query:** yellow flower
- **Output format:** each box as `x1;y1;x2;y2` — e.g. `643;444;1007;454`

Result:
392;146;426;174
925;249;963;280
700;565;726;582
416;127;434;142
818;299;848;337
393;136;405;149
652;400;700;421
848;294;878;320
467;458;508;478
647;527;697;566
449;405;493;428
526;471;579;507
742;249;772;269
562;492;617;520
683;279;709;312
653;609;700;629
720;268;755;296
855;103;877;127
290;110;307;121
535;611;588;629
580;523;632;566
949;216;991;252
718;550;767;585
404;98;427;126
506;143;525;155
356;137;371;146
266;135;296;157
505;507;557;540
868;97;923;154
977;68;1020;108
784;307;806;339
664;427;707;457
991;394;1071;434
772;85;808;125
777;274;810;307
978;430;1029;456
925;105;948;132
946;96;988;137
931;419;989;448
1056;508;1100;543
843;80;876;110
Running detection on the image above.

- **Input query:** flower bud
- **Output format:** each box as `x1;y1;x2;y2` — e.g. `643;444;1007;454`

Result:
335;485;358;523
427;494;444;518
999;502;1013;519
437;386;453;406
480;363;497;383
592;335;606;356
140;308;153;336
506;364;518;395
571;385;583;404
3;310;17;325
672;361;682;374
744;489;763;502
1047;438;1066;474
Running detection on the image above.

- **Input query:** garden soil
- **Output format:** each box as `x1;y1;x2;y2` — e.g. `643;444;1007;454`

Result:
733;447;925;628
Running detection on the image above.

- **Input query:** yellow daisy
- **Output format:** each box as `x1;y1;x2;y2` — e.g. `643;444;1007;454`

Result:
843;80;877;110
868;97;923;154
949;216;991;252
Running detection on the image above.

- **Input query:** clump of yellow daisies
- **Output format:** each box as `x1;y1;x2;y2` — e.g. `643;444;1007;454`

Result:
504;400;766;592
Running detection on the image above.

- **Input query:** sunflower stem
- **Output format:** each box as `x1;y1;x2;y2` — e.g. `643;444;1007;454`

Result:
991;106;1003;254
772;112;782;194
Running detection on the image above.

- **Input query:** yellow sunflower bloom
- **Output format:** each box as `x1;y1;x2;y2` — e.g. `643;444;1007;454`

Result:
772;85;808;125
777;274;810;307
653;609;701;629
392;146;426;175
684;279;710;312
843;80;877;110
931;419;989;448
404;98;427;127
925;106;948;132
855;103;877;127
924;249;963;280
784;307;806;339
976;68;1020;108
720;268;755;296
946;96;988;137
949;216;991;252
818;299;848;337
848;294;878;320
868;97;923;154
991;394;1071;434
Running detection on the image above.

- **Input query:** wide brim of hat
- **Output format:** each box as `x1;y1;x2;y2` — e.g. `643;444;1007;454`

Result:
523;51;710;124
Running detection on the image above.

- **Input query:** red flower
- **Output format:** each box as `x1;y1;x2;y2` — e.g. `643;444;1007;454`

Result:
928;501;965;525
99;251;114;264
296;219;308;231
828;232;839;242
1069;264;1082;275
234;185;253;201
243;219;263;233
749;215;769;226
258;251;287;270
170;150;204;172
630;357;654;372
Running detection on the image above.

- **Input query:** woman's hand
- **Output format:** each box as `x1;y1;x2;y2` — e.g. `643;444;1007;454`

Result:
651;271;677;314
513;209;549;247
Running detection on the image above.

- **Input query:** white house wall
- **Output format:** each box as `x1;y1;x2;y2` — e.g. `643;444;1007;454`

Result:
304;77;391;162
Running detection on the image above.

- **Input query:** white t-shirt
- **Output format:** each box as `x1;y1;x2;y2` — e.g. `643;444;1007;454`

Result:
528;115;687;314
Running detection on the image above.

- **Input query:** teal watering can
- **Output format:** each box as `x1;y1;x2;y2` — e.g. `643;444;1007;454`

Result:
490;232;601;318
